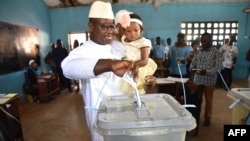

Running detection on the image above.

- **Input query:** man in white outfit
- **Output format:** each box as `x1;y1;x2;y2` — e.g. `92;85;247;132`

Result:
61;1;138;141
219;35;238;89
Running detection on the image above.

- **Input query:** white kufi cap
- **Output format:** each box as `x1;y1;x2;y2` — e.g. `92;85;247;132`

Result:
29;59;35;66
89;1;114;19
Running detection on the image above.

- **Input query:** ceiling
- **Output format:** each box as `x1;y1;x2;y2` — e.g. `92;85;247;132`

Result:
43;0;250;9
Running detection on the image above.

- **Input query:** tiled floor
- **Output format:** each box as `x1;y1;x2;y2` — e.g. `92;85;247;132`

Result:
19;78;248;141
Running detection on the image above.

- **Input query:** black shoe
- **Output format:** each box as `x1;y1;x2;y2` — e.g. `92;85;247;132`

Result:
204;119;210;126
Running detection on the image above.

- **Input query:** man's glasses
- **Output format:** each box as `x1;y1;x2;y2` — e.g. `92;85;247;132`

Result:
95;23;116;32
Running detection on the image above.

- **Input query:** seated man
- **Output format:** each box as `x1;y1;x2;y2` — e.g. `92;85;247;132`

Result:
25;59;43;102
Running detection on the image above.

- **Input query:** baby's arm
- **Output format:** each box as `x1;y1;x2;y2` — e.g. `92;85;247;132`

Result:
134;46;149;67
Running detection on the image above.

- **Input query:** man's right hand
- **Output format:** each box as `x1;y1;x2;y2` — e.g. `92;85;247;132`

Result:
112;60;138;82
94;59;138;82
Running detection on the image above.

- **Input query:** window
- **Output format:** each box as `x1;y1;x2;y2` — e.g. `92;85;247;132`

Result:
181;21;238;48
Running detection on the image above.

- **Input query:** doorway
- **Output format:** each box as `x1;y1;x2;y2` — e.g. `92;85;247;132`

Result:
67;31;90;92
68;31;89;51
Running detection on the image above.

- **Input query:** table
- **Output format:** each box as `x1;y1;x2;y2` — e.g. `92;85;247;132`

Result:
146;78;176;96
147;77;201;135
0;93;22;119
0;93;23;140
228;88;250;124
37;73;60;103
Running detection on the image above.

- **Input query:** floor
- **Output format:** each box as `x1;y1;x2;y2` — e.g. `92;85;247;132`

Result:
19;79;248;141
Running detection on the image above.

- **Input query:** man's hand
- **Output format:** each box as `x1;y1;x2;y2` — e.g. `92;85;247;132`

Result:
190;68;206;75
94;59;138;82
112;60;138;82
177;58;186;64
190;68;201;73
197;69;206;75
145;75;156;89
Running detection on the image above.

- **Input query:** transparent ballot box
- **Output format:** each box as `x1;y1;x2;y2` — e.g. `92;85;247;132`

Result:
230;88;250;124
94;94;196;141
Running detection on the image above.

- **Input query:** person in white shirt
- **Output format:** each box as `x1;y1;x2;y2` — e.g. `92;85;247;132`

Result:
164;37;171;76
61;1;138;141
152;36;165;77
164;38;171;60
219;35;238;89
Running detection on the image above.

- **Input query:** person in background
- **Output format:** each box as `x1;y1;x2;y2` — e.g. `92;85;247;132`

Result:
189;32;223;127
44;42;57;73
152;36;165;77
216;38;229;88
247;46;250;62
187;41;199;81
27;60;42;85
72;39;80;92
246;46;250;88
61;1;138;141
168;32;193;78
26;59;43;101
115;10;157;94
224;38;230;45
35;44;41;66
219;35;238;90
73;39;79;49
53;39;72;92
164;37;171;76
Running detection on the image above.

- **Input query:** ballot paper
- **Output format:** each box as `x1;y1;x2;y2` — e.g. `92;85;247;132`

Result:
122;71;142;108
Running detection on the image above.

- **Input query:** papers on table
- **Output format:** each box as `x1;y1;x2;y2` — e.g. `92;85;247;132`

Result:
37;74;51;79
3;93;17;98
156;78;176;84
0;93;18;104
0;98;9;104
0;93;5;98
156;77;189;84
166;76;189;83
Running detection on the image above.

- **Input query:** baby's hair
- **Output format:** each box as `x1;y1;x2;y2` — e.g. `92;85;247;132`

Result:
129;13;142;21
129;13;143;28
